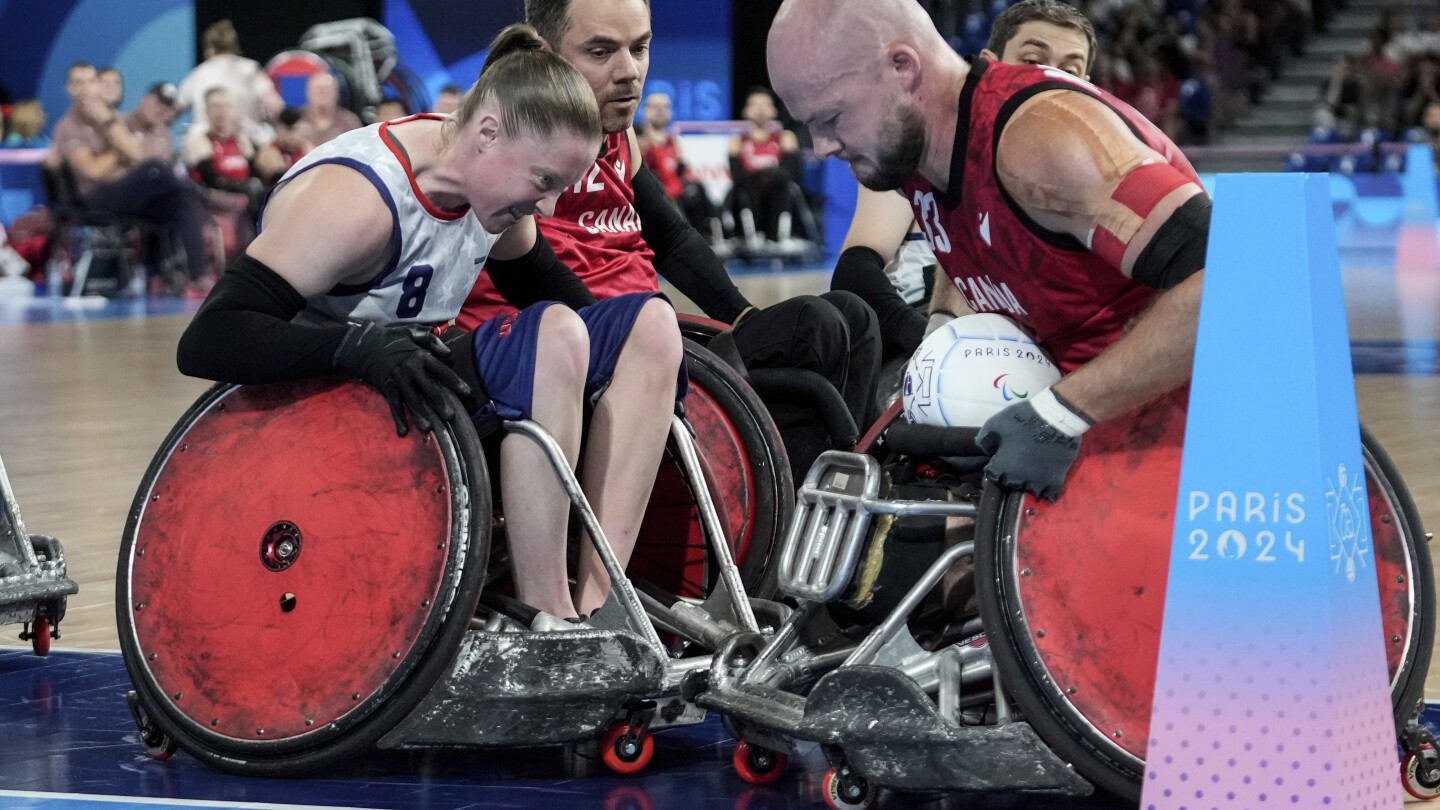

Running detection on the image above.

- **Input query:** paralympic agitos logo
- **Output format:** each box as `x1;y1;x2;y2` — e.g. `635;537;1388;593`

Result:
993;374;1031;402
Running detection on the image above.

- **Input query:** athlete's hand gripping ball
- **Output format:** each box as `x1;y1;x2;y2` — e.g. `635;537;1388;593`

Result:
333;323;471;436
976;388;1091;502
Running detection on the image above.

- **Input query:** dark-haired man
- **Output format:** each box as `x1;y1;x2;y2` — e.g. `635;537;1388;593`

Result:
460;0;882;479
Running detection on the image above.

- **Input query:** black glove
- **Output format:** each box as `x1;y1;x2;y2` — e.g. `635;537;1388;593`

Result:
333;322;471;436
975;390;1089;502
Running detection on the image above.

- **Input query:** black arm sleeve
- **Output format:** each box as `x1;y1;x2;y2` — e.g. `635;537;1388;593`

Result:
485;228;597;310
633;165;752;323
176;253;348;383
1130;194;1210;290
830;246;927;355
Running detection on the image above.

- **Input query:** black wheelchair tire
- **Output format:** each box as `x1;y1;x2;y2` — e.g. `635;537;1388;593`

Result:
974;427;1433;801
116;380;491;777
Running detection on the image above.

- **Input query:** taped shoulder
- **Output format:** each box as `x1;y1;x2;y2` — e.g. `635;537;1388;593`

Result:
994;90;1155;224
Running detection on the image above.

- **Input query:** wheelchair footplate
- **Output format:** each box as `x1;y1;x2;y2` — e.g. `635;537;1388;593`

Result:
379;625;667;748
696;450;1092;798
1;454;77;656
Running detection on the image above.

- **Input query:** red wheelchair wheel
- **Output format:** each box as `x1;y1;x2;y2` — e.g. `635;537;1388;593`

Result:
972;387;1433;800
733;740;787;785
117;378;490;776
600;721;654;775
628;340;792;600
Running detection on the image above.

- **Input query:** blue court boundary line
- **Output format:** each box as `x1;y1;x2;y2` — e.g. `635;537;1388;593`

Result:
0;790;374;809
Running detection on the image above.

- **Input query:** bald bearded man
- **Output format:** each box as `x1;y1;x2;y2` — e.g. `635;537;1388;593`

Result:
768;0;1209;501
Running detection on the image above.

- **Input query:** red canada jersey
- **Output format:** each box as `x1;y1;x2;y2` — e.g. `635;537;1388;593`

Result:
902;59;1201;373
737;130;783;175
460;131;657;329
208;134;252;181
642;134;684;199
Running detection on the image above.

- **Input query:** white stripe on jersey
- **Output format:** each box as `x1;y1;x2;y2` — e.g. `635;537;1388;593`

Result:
270;118;500;327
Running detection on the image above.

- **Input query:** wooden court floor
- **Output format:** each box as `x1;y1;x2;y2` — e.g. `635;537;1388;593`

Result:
1;270;1437;700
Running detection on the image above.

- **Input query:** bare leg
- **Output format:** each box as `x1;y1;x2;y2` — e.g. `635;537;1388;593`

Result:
501;307;589;619
574;299;684;615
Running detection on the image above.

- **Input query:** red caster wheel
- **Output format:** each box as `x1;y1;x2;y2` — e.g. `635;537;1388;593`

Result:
823;765;876;810
22;616;50;657
600;721;654;776
1403;745;1440;800
734;740;787;785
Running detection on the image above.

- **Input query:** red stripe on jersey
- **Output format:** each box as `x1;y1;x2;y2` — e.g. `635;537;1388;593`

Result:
379;114;468;222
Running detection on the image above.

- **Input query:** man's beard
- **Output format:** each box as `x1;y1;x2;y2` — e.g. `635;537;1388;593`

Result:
853;104;926;191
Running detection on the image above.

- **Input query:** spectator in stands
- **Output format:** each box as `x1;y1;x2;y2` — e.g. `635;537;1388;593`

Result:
1359;29;1401;134
1386;10;1440;65
432;83;462;115
97;67;124;112
125;83;181;163
374;98;408;121
178;19;283;144
51;61;207;288
185;87;263;217
1126;54;1181;138
727;86;813;247
1398;56;1440;133
1317;53;1365;135
295;72;361;146
1179;52;1216;144
255;107;312;185
2;101;48;148
639;91;720;242
639;93;684;201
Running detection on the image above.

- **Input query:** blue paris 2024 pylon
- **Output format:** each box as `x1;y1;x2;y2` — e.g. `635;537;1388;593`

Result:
1141;174;1399;809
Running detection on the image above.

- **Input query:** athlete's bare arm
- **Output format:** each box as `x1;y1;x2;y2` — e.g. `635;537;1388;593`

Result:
245;164;394;297
841;186;915;259
995;89;1205;424
929;266;971;317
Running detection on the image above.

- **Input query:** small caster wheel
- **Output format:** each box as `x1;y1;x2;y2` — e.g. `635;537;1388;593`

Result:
734;740;787;785
126;691;178;762
601;721;654;775
823;765;875;810
141;728;178;761
21;616;51;657
1403;745;1440;800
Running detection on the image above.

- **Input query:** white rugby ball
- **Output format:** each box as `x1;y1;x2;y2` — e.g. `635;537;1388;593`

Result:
902;313;1059;428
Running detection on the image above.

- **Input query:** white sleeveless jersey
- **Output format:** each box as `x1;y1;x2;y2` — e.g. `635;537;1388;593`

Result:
269;114;501;327
887;230;937;304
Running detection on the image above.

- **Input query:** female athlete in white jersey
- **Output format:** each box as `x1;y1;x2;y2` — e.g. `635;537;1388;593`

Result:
178;25;685;629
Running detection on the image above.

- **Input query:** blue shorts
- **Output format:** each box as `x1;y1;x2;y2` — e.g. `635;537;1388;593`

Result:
470;292;689;420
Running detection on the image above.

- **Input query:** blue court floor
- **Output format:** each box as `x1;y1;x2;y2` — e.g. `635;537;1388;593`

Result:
0;650;1136;810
